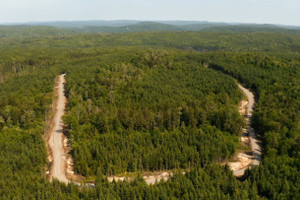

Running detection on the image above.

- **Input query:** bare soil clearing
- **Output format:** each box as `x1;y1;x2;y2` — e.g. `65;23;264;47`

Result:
107;171;180;185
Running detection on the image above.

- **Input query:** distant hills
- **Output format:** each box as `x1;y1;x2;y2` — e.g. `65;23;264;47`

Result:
25;20;142;28
1;20;300;39
18;20;300;31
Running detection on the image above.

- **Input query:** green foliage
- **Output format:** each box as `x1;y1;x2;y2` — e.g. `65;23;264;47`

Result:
1;31;300;53
0;28;299;199
61;49;242;176
0;66;57;199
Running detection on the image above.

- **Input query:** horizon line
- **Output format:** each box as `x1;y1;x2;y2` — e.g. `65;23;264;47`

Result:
0;19;299;28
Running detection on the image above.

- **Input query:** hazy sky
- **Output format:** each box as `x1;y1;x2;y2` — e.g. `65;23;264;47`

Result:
0;0;299;26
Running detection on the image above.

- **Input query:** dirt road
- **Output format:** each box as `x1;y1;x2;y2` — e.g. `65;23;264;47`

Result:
238;84;261;166
230;84;261;176
48;74;69;183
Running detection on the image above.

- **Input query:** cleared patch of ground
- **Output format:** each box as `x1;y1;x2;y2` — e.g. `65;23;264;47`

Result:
107;171;185;185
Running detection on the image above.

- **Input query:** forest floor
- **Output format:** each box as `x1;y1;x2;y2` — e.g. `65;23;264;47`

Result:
228;84;262;176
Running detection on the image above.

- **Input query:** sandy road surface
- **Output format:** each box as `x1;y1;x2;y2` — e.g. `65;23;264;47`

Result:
48;74;69;183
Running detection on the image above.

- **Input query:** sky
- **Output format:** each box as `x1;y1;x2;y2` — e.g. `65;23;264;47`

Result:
0;0;299;26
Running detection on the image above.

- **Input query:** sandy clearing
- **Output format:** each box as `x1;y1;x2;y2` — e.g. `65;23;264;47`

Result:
107;171;183;185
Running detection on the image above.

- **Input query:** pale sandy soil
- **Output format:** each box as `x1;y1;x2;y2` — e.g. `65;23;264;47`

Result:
228;99;252;175
107;171;185;185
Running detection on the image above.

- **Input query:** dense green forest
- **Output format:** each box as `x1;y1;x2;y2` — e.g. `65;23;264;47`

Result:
1;29;300;53
0;27;299;199
62;49;243;176
207;53;300;199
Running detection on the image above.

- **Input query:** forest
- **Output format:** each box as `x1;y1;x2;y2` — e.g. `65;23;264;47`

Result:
62;49;243;176
0;27;299;199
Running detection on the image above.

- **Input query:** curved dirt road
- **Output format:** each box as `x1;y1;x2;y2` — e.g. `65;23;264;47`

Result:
232;84;261;176
48;74;69;183
238;84;261;166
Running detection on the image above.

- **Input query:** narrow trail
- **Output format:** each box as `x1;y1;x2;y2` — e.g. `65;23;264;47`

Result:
230;84;262;176
47;74;69;184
